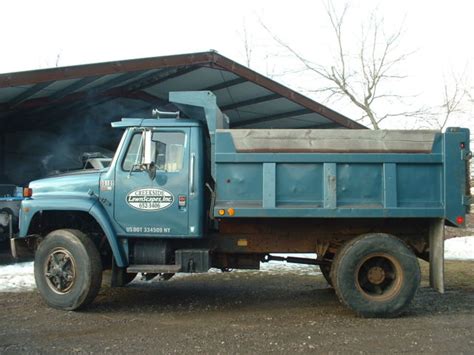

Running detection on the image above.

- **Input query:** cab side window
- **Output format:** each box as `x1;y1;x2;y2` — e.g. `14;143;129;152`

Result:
152;132;185;172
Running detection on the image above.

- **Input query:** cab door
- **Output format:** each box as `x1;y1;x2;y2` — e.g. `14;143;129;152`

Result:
114;128;190;237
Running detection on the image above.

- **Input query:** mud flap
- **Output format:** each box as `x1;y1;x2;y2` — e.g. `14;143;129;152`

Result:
429;218;445;293
111;258;128;287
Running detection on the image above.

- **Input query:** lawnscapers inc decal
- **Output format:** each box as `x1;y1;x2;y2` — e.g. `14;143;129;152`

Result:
126;188;174;211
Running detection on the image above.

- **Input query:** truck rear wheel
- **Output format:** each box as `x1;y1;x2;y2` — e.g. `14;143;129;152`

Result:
330;233;420;318
34;229;102;311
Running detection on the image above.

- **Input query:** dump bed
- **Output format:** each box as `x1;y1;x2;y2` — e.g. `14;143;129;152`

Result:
213;128;471;226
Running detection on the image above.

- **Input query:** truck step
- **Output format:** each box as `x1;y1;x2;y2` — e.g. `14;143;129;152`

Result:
127;264;182;274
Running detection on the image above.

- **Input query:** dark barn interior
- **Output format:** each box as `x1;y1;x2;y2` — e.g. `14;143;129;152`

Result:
0;51;364;186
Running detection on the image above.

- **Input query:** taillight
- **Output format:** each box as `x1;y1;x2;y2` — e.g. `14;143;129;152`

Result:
23;187;33;198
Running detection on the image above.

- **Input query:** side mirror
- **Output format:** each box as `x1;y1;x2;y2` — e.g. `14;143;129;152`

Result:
142;130;157;180
142;130;153;165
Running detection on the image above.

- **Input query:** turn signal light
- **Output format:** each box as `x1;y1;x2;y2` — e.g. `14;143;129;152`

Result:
218;209;225;216
227;208;235;216
23;187;33;198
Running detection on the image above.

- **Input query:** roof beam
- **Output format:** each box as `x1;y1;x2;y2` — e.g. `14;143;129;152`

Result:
220;93;280;111
49;75;102;101
85;70;147;94
122;66;200;92
232;109;312;127
30;70;153;116
8;81;54;108
46;66;199;116
204;77;247;92
64;66;199;114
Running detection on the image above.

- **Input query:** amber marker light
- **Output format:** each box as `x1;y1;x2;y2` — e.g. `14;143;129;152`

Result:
23;187;33;198
227;208;235;216
218;209;225;216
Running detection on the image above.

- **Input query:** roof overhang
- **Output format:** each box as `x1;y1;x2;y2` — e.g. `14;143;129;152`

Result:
0;51;366;132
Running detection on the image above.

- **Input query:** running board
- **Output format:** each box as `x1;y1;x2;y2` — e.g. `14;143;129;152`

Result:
127;264;182;274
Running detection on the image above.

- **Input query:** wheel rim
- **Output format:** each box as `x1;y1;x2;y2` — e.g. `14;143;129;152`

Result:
355;253;403;301
44;248;77;294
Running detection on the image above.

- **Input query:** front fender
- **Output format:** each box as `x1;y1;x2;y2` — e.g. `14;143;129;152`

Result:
19;197;126;267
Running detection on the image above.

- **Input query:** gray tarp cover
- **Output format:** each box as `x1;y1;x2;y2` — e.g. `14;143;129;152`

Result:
222;129;439;153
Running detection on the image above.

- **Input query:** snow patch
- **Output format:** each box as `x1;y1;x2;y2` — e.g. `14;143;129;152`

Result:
445;236;474;260
0;261;35;292
0;239;472;293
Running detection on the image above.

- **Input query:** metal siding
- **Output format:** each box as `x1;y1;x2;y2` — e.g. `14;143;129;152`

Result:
275;163;323;206
397;164;442;208
337;163;382;207
215;163;262;205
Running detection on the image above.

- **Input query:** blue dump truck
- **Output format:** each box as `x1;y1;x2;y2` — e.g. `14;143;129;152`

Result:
10;91;471;317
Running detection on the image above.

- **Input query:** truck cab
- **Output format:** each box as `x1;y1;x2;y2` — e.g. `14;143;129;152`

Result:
100;118;205;239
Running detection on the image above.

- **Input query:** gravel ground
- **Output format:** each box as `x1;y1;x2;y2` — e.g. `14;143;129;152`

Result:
0;260;472;354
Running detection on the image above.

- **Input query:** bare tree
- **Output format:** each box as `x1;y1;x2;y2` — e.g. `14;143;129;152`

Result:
437;72;467;130
240;20;253;68
261;2;425;129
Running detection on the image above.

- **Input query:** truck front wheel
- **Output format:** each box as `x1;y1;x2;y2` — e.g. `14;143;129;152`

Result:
34;229;102;311
330;233;420;318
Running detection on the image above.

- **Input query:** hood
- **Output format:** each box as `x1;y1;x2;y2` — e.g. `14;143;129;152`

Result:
29;170;101;198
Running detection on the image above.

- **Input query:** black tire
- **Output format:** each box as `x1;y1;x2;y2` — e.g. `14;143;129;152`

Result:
34;229;102;311
330;233;420;318
319;264;333;287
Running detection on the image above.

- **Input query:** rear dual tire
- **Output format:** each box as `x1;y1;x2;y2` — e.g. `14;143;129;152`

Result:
330;233;420;318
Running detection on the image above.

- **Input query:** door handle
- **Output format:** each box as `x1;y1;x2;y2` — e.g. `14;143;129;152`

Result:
190;153;195;195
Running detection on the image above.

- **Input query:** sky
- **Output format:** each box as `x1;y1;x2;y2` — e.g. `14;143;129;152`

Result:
0;0;473;131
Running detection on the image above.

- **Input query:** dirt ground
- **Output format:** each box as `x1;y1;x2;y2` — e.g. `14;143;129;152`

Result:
0;260;473;354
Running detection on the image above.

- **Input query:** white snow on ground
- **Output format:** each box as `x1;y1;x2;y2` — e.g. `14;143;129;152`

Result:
0;261;34;292
444;236;474;260
0;238;472;292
